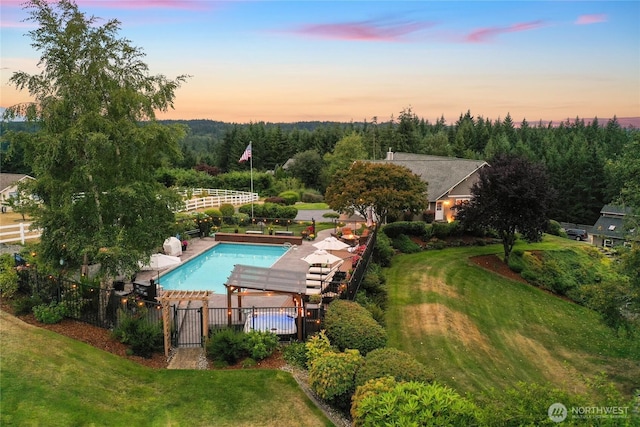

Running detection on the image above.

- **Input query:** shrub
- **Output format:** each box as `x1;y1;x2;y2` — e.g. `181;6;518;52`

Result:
264;196;286;205
324;300;387;356
305;330;334;369
278;190;299;205
391;234;422;253
301;192;324;203
0;254;19;299
373;233;394;267
282;342;308;369
12;295;43;315
112;308;163;358
355;348;434;387
382;221;428;239
203;208;223;225
219;203;236;223
206;328;246;364
508;253;525;273
33;302;66;324
309;349;363;411
351;377;480;427
547;219;562;236
244;330;278;360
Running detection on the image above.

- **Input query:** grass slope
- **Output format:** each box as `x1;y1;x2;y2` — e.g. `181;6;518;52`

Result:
385;236;640;399
0;311;333;427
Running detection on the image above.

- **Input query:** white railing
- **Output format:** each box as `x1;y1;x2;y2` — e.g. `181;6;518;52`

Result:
177;188;259;212
0;222;42;244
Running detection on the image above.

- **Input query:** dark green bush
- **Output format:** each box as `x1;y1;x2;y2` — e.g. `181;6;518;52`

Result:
244;330;278;360
112;308;163;358
33;302;66;324
391;234;422;253
302;192;324;203
12;295;43;315
373;233;394;267
324;300;387;356
282;341;308;369
508;254;525;273
355;348;434;387
264;196;286;204
382;221;428;239
206;328;246;364
547;219;562;236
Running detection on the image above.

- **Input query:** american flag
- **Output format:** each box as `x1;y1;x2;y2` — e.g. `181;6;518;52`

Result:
239;143;252;163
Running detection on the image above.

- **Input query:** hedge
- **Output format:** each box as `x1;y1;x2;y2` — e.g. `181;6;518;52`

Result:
324;300;387;356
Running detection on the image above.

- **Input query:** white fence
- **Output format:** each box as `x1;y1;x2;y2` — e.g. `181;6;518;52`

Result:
177;188;258;212
0;222;42;244
0;189;257;244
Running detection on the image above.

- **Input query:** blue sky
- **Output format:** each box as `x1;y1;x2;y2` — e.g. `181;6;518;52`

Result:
1;1;638;124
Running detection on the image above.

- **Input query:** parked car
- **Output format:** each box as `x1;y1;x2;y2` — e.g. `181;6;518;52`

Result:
565;228;588;241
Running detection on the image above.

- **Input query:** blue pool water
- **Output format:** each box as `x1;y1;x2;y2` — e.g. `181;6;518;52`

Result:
158;243;289;293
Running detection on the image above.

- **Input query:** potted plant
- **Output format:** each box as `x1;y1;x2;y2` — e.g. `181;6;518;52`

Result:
181;240;188;251
268;226;274;235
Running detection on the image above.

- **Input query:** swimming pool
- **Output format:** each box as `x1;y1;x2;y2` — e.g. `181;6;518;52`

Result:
158;243;289;293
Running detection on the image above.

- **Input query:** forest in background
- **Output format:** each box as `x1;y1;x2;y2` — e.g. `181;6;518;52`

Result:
2;108;638;226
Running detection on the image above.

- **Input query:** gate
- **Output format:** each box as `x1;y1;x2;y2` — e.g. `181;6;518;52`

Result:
172;305;204;348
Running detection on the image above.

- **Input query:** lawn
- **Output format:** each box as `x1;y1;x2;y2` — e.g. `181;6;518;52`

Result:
384;235;640;400
0;311;333;427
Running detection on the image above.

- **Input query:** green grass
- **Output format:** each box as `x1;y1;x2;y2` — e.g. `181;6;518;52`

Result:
0;311;333;427
384;235;640;400
294;202;330;210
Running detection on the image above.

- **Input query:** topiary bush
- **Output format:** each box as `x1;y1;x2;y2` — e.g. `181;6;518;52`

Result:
309;349;364;412
203;208;223;226
351;377;480;427
324;300;387;356
278;190;299;205
355;348;434;387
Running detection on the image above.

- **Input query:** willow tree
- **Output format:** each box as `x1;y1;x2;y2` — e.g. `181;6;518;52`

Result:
325;161;427;225
3;0;188;288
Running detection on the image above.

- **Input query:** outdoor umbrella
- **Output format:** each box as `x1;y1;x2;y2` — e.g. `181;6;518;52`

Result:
142;253;182;270
301;249;342;266
312;236;350;252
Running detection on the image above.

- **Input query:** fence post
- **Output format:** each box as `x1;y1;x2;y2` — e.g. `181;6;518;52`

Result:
19;223;26;244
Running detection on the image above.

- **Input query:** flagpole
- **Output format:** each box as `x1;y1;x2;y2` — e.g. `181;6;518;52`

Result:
249;141;254;220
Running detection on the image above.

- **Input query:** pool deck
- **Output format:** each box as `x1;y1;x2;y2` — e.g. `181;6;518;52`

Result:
134;227;355;309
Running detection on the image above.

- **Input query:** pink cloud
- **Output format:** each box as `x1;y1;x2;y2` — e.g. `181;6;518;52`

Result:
575;14;607;25
290;19;434;42
465;20;545;43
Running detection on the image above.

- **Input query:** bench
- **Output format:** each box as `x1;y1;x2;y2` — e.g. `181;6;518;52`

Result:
184;229;200;238
246;230;264;235
274;230;294;236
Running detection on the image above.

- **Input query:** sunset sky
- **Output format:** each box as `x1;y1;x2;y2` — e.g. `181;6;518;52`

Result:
1;1;639;124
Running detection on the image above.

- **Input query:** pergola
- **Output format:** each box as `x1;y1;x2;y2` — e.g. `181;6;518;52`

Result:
225;265;307;341
158;290;210;357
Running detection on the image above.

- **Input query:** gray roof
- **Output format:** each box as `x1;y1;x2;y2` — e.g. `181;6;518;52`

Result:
600;204;633;217
225;265;307;294
372;152;488;202
593;216;627;239
0;173;35;193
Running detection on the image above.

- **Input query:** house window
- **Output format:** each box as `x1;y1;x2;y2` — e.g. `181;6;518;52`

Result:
604;239;612;248
436;202;442;211
608;225;616;231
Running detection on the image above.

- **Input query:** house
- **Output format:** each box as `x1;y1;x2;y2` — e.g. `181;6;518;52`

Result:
0;173;36;213
592;204;635;248
374;150;488;222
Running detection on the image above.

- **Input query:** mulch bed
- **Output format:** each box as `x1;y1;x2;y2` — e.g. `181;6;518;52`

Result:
469;254;529;284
